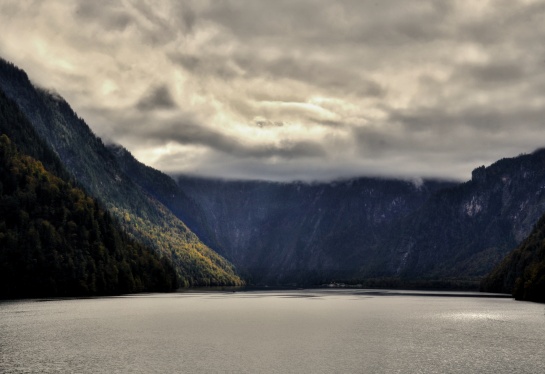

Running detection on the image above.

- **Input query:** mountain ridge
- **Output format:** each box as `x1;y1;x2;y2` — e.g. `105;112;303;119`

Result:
175;148;545;286
0;90;177;298
176;175;455;284
0;57;243;287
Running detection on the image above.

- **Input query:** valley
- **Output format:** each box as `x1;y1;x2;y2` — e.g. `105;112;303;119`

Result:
0;57;544;301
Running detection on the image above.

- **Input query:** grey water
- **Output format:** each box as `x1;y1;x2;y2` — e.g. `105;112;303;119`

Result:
1;289;544;373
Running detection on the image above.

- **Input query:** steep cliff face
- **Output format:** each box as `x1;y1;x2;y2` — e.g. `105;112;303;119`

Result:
177;150;545;285
390;150;545;279
0;58;243;287
177;177;453;284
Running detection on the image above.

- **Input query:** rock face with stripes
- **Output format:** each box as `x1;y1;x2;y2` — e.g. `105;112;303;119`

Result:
175;149;545;286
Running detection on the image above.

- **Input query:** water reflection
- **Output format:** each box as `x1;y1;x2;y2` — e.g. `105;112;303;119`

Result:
1;290;543;374
177;287;512;299
442;311;508;322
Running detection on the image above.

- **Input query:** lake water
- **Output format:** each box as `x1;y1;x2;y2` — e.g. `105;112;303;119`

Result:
1;289;544;373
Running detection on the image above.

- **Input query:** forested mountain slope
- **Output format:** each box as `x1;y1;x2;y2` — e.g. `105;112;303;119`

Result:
0;58;242;287
107;144;222;252
481;213;545;302
0;95;177;298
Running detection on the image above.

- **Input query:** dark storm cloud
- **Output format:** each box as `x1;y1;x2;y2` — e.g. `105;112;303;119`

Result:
234;55;387;98
137;85;177;111
145;120;326;159
454;61;528;86
390;105;545;138
91;106;327;161
73;0;197;46
169;53;243;81
460;1;545;46
201;0;453;45
74;1;132;31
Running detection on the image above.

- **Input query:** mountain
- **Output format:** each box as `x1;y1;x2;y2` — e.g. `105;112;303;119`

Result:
90;138;460;286
387;150;545;279
176;150;545;286
0;58;243;287
481;214;545;302
0;92;177;298
107;144;222;252
176;176;454;284
0;88;68;181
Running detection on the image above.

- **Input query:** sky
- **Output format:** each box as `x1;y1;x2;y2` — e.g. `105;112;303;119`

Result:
1;0;545;182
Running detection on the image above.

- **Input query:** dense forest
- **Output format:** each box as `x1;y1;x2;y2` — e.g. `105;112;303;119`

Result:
481;214;545;302
0;134;178;298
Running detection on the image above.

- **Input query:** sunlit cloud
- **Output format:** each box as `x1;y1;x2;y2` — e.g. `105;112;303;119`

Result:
1;0;545;181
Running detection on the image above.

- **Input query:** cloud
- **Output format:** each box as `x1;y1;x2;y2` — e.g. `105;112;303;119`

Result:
74;1;132;32
1;0;545;181
137;85;177;111
134;118;327;160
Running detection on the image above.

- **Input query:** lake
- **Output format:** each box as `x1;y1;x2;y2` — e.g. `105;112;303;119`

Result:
1;289;544;373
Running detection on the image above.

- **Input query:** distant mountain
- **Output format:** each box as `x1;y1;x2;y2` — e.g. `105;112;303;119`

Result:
481;213;545;302
0;92;177;298
176;176;454;284
177;150;545;286
388;150;545;279
0;58;243;287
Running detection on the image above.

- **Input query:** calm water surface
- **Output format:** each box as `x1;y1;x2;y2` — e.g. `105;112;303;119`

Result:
1;289;544;373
